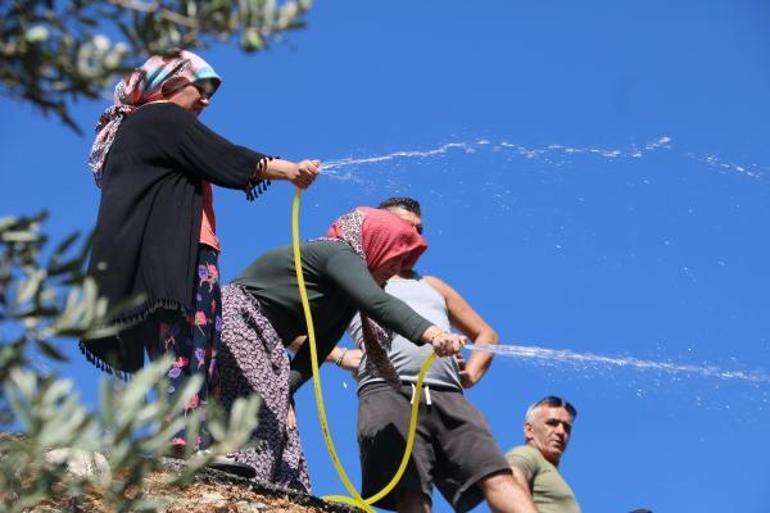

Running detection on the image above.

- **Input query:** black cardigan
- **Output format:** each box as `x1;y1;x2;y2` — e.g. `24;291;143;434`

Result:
80;103;269;375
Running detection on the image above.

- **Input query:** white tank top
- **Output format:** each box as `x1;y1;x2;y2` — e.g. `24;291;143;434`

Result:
352;274;462;391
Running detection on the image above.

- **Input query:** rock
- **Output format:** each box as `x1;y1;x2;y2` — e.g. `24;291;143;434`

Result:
199;491;226;504
236;501;269;512
45;448;111;489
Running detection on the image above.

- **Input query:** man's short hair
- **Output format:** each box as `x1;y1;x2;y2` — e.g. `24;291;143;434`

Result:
524;396;577;423
377;197;422;217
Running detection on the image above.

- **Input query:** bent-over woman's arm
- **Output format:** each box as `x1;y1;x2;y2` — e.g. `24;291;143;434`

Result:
286;248;455;394
323;249;435;341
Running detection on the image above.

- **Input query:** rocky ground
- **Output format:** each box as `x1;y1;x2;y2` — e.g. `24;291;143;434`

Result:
16;456;361;513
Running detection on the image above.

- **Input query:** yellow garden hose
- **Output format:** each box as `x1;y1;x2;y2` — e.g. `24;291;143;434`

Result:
291;189;437;511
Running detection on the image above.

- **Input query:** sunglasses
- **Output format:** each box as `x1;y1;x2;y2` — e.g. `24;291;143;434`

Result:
193;79;217;100
534;396;577;419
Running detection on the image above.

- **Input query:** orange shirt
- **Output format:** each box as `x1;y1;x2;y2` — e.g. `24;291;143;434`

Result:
200;180;220;252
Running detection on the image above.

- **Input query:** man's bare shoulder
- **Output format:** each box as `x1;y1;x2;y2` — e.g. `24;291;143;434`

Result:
422;274;453;296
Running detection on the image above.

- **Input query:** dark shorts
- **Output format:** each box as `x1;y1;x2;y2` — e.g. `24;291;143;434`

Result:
357;382;511;512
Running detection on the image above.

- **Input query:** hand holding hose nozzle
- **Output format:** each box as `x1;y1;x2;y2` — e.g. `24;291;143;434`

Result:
261;158;321;189
430;331;466;357
291;159;321;189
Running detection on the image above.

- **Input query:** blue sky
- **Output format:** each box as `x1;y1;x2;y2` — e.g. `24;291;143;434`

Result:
2;1;770;512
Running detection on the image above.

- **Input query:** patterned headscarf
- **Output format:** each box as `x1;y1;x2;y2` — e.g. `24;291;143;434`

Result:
88;49;221;186
325;207;428;385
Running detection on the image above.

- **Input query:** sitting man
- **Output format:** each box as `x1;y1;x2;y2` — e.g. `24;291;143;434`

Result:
506;396;581;513
328;197;537;513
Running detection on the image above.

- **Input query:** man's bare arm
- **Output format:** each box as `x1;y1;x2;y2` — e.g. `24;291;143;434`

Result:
423;275;498;387
509;458;535;499
289;338;362;373
287;335;306;354
325;345;362;372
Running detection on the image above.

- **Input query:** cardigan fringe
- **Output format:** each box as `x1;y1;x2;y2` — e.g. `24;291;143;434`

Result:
245;179;271;201
245;155;275;201
79;341;132;381
79;297;191;379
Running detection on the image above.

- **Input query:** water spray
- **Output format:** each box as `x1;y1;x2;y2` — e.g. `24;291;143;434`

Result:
320;136;676;178
463;342;769;384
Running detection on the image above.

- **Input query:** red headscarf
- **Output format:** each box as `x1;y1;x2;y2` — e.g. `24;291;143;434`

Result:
324;207;428;386
325;207;427;271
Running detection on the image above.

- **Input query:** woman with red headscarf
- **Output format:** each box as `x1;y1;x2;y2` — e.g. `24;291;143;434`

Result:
79;50;320;464
219;207;464;491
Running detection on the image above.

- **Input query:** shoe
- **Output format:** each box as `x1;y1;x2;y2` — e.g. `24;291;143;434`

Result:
198;449;256;479
167;445;255;479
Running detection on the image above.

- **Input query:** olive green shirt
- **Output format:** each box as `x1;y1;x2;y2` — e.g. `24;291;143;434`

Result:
506;445;581;513
233;240;433;394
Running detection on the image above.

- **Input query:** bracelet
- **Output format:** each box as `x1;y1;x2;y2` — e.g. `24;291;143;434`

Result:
334;348;348;367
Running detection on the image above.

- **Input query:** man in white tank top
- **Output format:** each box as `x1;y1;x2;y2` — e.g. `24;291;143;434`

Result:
326;198;537;513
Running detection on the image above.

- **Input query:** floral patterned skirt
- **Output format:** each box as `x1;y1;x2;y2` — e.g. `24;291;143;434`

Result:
147;244;223;447
218;283;311;492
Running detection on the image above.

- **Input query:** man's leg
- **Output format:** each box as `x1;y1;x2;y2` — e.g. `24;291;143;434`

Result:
477;471;538;513
395;489;432;513
358;383;435;512
428;390;537;513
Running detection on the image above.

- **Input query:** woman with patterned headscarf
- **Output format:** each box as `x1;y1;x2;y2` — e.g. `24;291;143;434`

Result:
79;50;320;462
218;207;464;491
